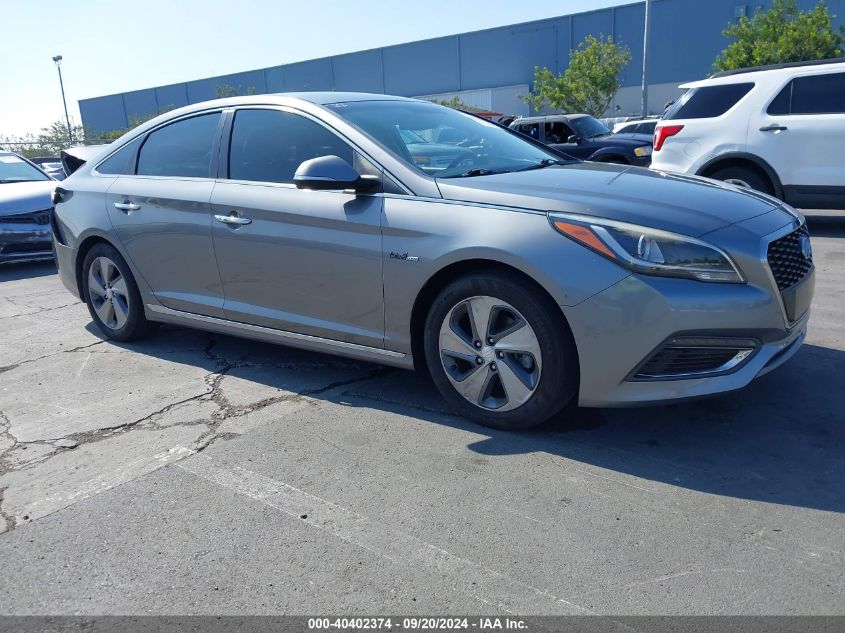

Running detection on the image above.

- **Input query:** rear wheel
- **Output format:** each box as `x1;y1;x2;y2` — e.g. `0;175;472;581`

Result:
709;165;774;196
82;243;152;342
424;273;578;430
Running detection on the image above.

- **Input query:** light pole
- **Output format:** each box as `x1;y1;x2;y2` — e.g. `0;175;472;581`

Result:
52;55;73;146
641;0;652;118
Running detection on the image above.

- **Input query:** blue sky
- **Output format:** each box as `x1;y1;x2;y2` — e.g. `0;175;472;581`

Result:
1;0;634;136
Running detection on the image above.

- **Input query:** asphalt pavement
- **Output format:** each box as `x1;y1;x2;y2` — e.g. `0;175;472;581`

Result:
0;215;842;615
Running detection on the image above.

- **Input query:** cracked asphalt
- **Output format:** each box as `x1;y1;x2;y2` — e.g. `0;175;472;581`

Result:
0;217;843;615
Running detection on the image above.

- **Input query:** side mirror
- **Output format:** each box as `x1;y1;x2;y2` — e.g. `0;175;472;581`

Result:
566;134;581;144
293;155;377;192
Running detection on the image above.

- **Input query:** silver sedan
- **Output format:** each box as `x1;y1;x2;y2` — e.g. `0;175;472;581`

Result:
52;94;814;430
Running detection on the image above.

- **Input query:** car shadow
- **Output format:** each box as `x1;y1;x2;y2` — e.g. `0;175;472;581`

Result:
102;322;845;514
804;212;845;237
0;260;57;282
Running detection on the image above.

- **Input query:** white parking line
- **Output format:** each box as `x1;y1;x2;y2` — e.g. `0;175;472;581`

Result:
178;454;593;616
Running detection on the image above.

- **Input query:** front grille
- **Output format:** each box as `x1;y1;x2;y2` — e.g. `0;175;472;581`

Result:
631;337;758;380
0;210;50;225
767;224;812;291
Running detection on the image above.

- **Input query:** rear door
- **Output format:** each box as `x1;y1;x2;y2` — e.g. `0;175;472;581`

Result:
104;112;226;317
749;70;845;198
210;107;385;348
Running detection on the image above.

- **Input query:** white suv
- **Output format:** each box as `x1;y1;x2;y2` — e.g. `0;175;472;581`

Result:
650;58;845;209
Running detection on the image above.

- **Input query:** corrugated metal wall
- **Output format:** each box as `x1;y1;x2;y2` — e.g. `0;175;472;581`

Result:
79;0;845;133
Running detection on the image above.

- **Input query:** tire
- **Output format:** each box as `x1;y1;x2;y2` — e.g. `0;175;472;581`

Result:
709;165;774;196
423;272;578;430
81;242;152;342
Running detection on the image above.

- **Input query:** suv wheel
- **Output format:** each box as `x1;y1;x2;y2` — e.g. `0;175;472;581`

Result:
709;165;774;196
82;243;153;342
424;273;578;430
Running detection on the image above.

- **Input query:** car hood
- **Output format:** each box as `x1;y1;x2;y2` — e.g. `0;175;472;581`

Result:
589;133;652;147
0;180;54;215
436;162;787;237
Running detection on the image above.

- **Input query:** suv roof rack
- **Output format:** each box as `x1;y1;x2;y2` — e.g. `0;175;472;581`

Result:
711;57;845;78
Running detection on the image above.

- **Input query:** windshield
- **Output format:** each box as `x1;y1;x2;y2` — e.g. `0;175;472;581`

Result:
0;155;51;183
569;116;611;139
327;100;569;178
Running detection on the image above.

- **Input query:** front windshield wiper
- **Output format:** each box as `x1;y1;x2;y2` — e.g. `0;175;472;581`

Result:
445;168;503;178
513;159;567;172
0;179;41;184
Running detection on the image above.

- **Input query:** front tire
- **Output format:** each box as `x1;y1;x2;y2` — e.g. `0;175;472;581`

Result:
82;243;152;342
424;272;578;430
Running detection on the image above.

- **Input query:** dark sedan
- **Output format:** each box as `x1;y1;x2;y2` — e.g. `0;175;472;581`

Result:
510;114;653;166
0;152;55;263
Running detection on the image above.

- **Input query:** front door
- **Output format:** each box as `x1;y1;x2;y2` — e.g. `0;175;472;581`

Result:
210;108;384;348
105;112;225;317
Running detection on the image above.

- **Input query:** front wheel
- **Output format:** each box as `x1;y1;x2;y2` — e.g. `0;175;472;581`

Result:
424;273;578;430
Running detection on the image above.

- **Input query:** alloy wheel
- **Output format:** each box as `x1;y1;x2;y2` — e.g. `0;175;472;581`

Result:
438;296;542;412
87;256;130;330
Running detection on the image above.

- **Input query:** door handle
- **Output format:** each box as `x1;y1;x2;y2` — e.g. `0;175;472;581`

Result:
113;201;141;212
759;124;788;132
214;213;252;226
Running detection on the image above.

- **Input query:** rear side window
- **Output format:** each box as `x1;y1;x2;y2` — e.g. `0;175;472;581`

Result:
137;113;221;178
769;72;845;115
515;123;540;139
96;136;143;175
664;83;754;120
228;109;353;184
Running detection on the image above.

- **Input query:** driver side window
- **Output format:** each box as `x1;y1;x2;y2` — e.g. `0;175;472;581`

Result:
229;109;354;184
544;121;573;144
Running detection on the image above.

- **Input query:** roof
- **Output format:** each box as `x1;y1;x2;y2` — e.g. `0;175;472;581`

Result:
682;58;845;88
711;57;845;78
511;114;590;124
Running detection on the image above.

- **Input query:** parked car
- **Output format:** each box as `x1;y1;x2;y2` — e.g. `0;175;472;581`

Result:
53;94;813;429
0;151;56;263
651;58;845;209
613;118;659;136
30;156;67;180
509;114;653;165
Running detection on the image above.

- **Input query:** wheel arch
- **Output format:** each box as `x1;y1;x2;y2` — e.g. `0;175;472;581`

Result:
588;148;629;163
696;152;784;200
74;234;117;298
409;258;579;376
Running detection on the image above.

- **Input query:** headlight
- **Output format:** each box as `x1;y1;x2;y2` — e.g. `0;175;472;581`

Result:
633;146;652;157
550;213;745;283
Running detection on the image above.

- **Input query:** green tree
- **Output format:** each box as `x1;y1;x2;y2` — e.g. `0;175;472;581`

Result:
93;105;175;142
520;35;631;116
216;83;257;98
715;0;845;71
431;96;469;109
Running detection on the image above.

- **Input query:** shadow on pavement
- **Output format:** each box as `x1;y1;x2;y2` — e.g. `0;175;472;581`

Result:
0;260;57;282
105;320;845;514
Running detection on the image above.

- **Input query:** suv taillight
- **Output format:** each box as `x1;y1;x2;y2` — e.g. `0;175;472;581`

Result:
653;125;684;151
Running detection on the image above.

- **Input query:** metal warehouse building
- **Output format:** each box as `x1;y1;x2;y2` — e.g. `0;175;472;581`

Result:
79;0;844;133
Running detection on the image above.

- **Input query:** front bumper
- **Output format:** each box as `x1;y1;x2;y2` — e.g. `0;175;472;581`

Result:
0;223;53;264
566;271;811;408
